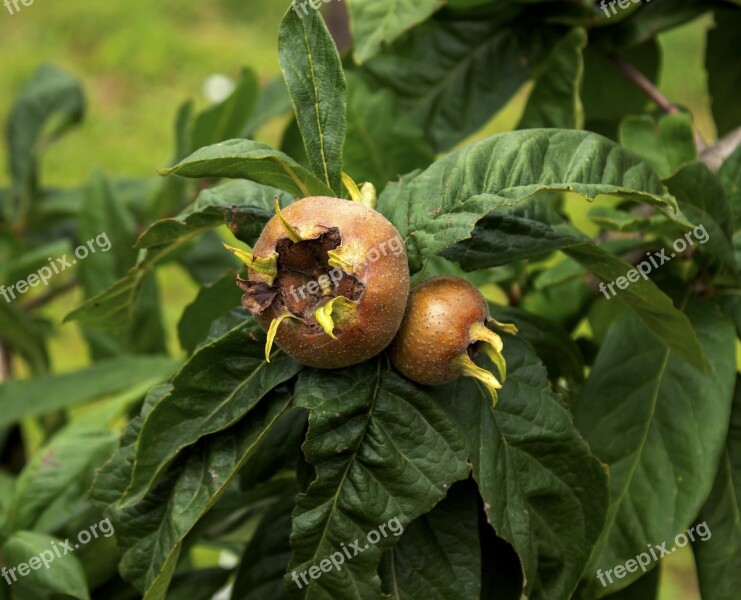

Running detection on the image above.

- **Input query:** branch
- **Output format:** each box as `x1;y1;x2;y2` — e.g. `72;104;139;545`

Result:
699;126;741;172
608;53;707;151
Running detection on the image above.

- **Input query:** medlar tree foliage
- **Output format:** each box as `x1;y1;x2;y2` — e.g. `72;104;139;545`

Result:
1;1;740;599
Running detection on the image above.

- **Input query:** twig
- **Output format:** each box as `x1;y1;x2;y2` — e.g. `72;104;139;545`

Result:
23;277;79;311
608;53;707;152
699;126;741;172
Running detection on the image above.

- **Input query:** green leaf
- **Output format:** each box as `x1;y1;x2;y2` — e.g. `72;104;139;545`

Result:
706;8;741;136
343;74;434;191
619;113;698;178
108;394;296;596
6;64;85;203
177;270;241;354
563;243;706;370
66;180;289;337
136;180;292;249
718;145;741;233
446;335;609;600
379;480;481;598
1;531;90;600
692;376;741;600
664;162;735;267
573;299;737;595
119;319;301;508
7;428;117;532
244;76;292;137
490;304;585;385
0;355;177;428
165;568;233;600
278;6;346;194
78;170;138;296
347;0;444;63
0;300;49;375
159;139;333;198
518;28;586;130
377;129;673;273
191;69;258;150
361;18;559;150
287;360;470;599
232;492;295;600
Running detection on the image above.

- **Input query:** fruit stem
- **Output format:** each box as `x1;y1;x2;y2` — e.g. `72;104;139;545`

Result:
273;197;303;242
453;353;502;407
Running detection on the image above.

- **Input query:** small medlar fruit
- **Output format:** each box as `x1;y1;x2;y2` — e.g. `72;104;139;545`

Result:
389;275;517;405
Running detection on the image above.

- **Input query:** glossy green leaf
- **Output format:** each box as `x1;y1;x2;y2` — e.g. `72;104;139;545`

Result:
574;299;736;595
287;361;470;599
0;356;176;428
379;480;481;599
159;139;333;198
347;0;444;63
446;335;609;600
119;319;301;508
692;376;741;600
279;6;346;194
377;129;673;273
362;19;558;150
1;531;89;600
518;28;586;130
343;74;434;191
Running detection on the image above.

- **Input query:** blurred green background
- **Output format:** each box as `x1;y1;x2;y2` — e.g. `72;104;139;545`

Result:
0;1;716;597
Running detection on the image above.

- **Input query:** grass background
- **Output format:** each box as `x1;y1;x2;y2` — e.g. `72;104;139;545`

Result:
0;1;718;597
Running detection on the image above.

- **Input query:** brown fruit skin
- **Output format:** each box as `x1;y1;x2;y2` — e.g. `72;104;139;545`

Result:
390;276;488;385
249;197;410;369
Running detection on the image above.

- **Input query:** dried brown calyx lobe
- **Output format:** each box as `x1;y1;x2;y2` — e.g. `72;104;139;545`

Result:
237;228;365;333
235;196;410;369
